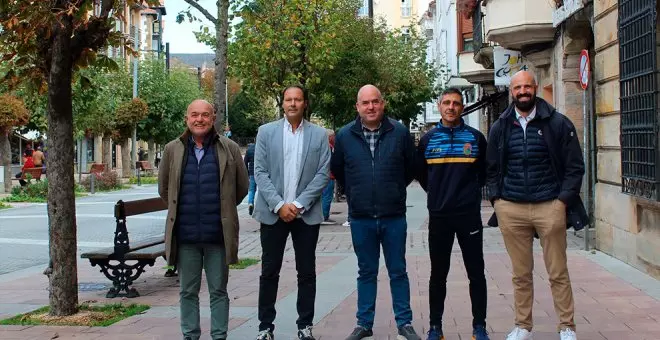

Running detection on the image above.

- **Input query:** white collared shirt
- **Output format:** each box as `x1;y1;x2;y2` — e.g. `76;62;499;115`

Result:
515;106;536;138
274;119;305;214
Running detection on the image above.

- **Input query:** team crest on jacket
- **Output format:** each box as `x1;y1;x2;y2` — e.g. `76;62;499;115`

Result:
463;143;472;155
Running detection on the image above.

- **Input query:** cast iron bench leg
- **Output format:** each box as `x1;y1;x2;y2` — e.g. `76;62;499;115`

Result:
89;258;156;298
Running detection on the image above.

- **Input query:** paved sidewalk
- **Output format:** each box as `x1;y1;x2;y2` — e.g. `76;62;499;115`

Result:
1;185;659;339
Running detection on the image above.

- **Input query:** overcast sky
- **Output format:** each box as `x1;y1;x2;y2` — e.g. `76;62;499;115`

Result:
163;0;216;54
163;0;434;54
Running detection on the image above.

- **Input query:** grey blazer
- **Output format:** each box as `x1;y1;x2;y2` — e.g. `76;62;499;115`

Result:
252;119;331;226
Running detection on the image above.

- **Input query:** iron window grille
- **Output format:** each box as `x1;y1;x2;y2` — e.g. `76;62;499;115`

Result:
618;0;660;201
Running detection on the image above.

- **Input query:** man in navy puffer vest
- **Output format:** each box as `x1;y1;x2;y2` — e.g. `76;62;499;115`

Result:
486;71;585;340
159;99;248;340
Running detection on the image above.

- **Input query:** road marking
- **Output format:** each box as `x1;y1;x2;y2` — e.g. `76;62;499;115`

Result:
0;214;165;220
0;238;112;248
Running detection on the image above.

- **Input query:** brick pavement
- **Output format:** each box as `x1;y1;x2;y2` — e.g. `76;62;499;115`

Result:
1;197;659;340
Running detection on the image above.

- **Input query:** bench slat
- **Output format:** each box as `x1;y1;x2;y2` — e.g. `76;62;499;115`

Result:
81;235;164;259
120;198;167;217
124;243;165;260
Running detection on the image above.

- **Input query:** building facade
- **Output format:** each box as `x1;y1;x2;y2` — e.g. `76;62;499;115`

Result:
466;0;660;279
357;0;419;30
593;0;660;279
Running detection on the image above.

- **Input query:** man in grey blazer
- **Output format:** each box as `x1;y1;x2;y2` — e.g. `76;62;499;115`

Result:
252;85;331;340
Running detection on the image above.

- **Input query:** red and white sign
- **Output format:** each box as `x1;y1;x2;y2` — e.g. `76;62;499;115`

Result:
579;49;590;90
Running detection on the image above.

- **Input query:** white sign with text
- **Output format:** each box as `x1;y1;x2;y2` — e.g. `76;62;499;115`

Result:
493;46;530;86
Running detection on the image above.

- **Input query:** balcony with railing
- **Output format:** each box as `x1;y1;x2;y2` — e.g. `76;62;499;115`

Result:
482;0;555;49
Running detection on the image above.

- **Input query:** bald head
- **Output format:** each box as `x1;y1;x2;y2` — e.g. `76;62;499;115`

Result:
356;84;385;129
187;99;214;115
185;99;216;139
357;84;382;102
510;70;538;115
511;70;537;86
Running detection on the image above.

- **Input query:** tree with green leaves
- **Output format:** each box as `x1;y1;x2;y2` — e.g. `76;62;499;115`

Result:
230;0;360;116
177;0;230;131
0;0;159;316
115;98;149;177
73;60;132;167
371;25;436;128
0;94;30;193
137;59;204;163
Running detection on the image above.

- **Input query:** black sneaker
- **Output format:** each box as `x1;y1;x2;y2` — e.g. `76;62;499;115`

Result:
345;326;373;340
255;329;274;340
249;204;254;215
398;324;421;340
297;325;315;340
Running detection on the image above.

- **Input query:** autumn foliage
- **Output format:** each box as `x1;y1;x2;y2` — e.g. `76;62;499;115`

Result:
0;94;30;130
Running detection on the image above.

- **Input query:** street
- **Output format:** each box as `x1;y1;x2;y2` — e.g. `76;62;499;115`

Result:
0;184;251;276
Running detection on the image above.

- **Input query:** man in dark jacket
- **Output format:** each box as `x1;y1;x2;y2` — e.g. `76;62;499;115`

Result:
486;71;584;340
158;99;249;340
244;142;256;215
331;85;420;340
416;88;489;340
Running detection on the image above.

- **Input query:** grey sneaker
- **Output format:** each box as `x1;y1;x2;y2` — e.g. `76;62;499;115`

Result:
255;329;274;340
297;325;315;340
345;326;373;340
397;324;421;340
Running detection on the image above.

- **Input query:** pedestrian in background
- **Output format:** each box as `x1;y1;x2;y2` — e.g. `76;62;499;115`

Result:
244;142;257;215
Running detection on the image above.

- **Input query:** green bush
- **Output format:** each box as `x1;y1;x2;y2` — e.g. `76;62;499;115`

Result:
128;176;158;184
81;171;123;191
3;179;87;203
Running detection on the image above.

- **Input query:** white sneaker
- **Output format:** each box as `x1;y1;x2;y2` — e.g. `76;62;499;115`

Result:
506;327;532;340
559;328;576;340
342;221;350;227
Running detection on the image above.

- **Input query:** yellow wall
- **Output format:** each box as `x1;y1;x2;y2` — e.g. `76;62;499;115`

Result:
373;0;419;29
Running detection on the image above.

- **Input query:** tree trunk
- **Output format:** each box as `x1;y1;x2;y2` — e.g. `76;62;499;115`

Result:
46;14;78;316
102;135;112;170
1;128;12;193
121;138;132;178
213;0;229;132
148;140;156;166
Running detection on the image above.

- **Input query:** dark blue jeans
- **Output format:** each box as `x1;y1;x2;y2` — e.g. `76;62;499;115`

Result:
322;179;335;220
248;175;256;205
350;215;412;329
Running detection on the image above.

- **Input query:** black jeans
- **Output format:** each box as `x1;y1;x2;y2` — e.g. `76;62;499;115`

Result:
258;219;320;332
428;213;487;328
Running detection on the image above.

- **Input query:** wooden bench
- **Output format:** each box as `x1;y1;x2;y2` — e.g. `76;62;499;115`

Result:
136;161;155;176
13;167;44;182
81;197;168;298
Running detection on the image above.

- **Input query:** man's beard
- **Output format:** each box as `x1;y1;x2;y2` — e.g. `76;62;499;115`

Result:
513;93;536;111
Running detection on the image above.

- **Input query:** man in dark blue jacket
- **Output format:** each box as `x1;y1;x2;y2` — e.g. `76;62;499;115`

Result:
486;71;585;340
331;85;420;340
416;88;489;340
244;142;256;215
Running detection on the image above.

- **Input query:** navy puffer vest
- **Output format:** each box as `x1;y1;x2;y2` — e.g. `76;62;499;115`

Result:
501;121;560;202
176;140;223;245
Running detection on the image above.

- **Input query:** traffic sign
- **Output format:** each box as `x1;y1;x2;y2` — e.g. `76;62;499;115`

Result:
579;49;590;90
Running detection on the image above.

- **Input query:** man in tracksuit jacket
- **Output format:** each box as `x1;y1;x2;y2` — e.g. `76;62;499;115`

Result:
416;88;489;340
486;71;586;340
